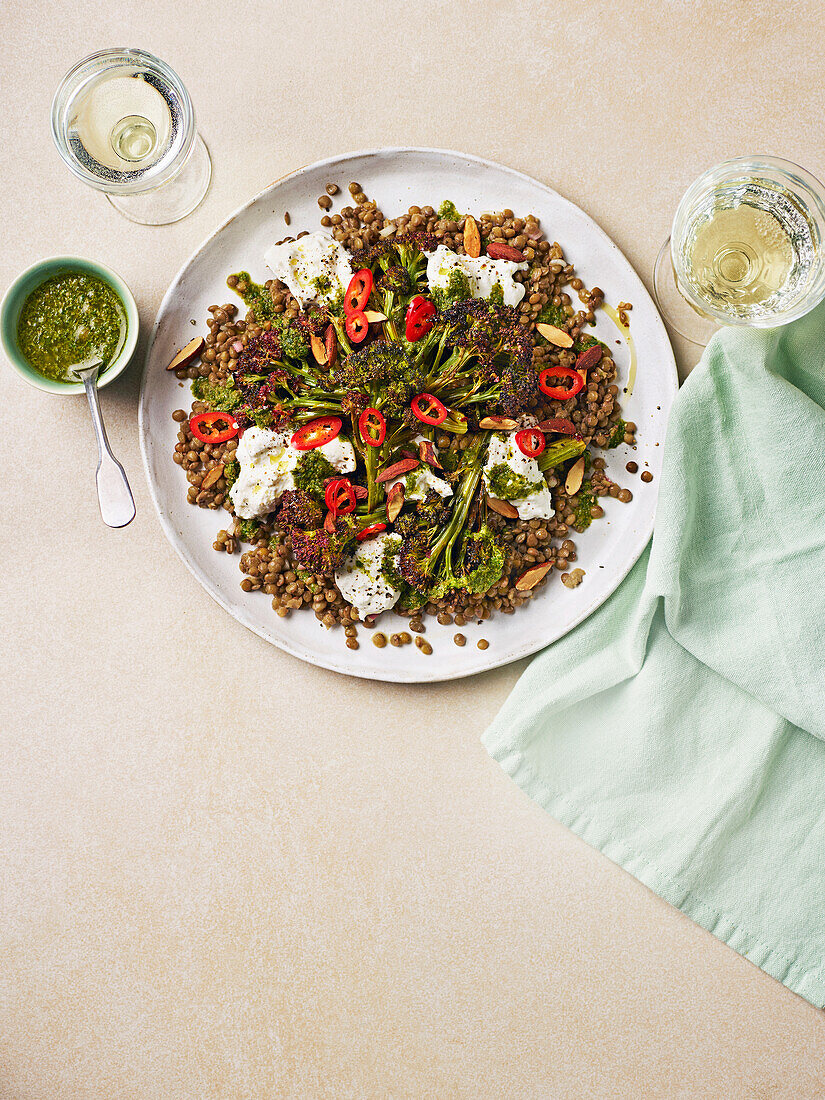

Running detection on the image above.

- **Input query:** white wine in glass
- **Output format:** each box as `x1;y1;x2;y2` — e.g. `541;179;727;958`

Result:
653;157;825;344
52;48;211;226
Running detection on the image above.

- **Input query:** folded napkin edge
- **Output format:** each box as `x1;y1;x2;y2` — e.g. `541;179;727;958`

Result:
483;738;825;1009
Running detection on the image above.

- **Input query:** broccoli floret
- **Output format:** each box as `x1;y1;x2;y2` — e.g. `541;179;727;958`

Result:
436;298;535;415
191;376;242;411
607;419;626;448
487;283;505;306
223;459;240;489
462;524;506;593
246;408;275;429
236;518;261;542
573;482;597;531
432;267;472;311
290;520;354;574
395;530;431;592
334;341;425;416
278;489;323;530
293;450;336;500
380;265;412;295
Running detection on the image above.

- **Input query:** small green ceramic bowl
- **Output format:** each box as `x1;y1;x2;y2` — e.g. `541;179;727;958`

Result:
0;256;139;394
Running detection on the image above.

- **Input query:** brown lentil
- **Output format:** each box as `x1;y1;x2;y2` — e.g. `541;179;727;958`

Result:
626;461;638;474
477;639;489;650
641;471;653;483
453;633;466;647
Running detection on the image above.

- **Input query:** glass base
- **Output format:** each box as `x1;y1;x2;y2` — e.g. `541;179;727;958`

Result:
106;133;211;225
653;237;720;346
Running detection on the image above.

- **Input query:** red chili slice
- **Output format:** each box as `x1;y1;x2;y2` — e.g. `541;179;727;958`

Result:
189;411;240;444
356;522;387;542
514;428;546;458
324;478;356;516
345;309;369;344
344;269;373;314
538;366;586;401
536;417;577;435
358;407;386;447
405;296;436;342
290;415;342;451
411;392;448;426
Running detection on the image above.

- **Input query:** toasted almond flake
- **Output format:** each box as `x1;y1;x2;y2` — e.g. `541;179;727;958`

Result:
376;457;419;484
565;455;586;495
386;482;405;523
536;323;573;348
479;415;518;431
515;562;553;591
166;336;204;371
201;464;224;490
463;215;481;258
486;495;519;519
364;310;387;323
310;334;327;364
418;439;442;468
379;224;396;237
324;324;337;368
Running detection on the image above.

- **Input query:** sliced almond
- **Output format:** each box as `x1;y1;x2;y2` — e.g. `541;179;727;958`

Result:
166;336;205;371
201;464;225;490
310;334;327;364
515;562;553;591
325;324;337;368
376;457;419;484
479;415;518;431
486;495;519;519
564;455;586;495
463;215;481;258
386;482;405;523
536;323;573;348
364;310;388;323
418;439;443;468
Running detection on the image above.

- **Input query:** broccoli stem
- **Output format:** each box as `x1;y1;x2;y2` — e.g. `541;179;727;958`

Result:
427;435;485;572
538;438;587;472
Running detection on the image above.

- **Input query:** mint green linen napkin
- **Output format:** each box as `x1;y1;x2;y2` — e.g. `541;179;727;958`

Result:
483;302;825;1006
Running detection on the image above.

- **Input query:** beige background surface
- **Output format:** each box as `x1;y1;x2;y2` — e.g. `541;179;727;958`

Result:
2;1;824;1096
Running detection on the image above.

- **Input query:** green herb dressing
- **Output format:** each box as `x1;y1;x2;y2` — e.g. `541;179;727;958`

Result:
486;462;541;500
437;199;462;222
17;271;127;383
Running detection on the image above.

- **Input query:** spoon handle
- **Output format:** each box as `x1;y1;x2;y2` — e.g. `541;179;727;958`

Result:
83;373;136;529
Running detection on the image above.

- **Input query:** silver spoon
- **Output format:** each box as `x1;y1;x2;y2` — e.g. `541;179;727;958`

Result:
70;357;136;528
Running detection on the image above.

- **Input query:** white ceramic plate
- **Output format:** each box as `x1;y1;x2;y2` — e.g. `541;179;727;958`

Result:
139;148;677;682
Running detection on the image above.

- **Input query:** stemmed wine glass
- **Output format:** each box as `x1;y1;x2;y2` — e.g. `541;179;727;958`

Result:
653;156;825;345
51;48;211;226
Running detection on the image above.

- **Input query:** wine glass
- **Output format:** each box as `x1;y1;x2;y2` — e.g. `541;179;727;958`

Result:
653;156;825;345
51;48;211;226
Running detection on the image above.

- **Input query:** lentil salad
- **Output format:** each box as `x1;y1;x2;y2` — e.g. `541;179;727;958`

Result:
168;185;637;652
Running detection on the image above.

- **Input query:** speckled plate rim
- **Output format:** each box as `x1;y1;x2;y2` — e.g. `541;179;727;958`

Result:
139;146;678;682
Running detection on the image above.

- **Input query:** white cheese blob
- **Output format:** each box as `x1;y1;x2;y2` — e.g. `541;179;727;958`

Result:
230;425;356;520
335;532;402;619
482;432;554;521
403;464;453;501
264;231;354;307
424;244;528;307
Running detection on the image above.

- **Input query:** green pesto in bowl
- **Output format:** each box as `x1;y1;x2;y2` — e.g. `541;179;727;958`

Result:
17;270;128;383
